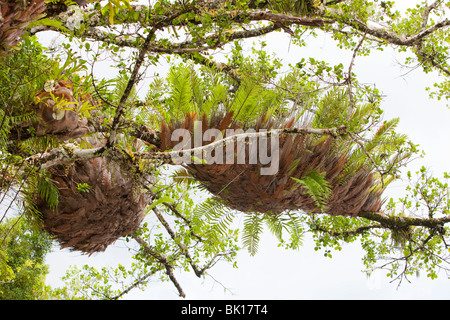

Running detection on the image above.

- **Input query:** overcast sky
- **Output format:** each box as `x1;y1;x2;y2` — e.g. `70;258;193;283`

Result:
41;0;450;300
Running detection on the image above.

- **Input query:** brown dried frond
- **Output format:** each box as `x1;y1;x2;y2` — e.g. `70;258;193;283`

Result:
0;0;47;56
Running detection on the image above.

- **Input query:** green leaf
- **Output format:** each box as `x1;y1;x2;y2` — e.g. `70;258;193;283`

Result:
37;178;59;209
28;18;69;33
147;196;175;211
292;170;331;212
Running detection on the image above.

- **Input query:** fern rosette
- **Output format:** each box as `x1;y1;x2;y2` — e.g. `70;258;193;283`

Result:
4;43;155;254
34;137;153;254
149;63;411;217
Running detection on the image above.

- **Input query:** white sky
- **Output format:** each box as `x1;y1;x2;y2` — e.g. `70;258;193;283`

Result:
41;0;450;299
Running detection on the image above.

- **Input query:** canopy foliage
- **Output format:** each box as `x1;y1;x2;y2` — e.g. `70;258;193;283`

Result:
1;0;450;299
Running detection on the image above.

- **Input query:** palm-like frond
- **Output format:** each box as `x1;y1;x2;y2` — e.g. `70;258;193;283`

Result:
228;78;264;125
37;176;59;210
311;88;349;129
167;64;195;119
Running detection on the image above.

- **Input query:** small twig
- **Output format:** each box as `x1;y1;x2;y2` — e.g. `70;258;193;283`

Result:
107;28;156;148
152;206;203;277
346;32;366;121
131;234;186;298
110;269;158;300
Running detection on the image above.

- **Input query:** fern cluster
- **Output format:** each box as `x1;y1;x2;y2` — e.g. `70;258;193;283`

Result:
147;45;290;129
144;53;414;255
147;63;281;127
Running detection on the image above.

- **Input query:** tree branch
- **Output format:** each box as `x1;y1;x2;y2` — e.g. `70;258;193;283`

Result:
131;234;186;298
320;7;450;46
346;32;366;120
152;206;203;277
27;125;348;169
312;223;382;238
110;269;157;300
357;211;449;232
107;28;156;148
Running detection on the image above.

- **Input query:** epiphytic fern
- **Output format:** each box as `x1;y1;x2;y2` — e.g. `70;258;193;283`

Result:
193;196;236;253
292;170;331;213
242;213;264;256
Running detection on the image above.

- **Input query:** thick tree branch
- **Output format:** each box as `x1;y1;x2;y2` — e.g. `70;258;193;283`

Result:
136;125;349;164
313;223;382;238
72;22;280;57
34;4;333;39
27;125;348;168
320;7;450;46
357;211;449;232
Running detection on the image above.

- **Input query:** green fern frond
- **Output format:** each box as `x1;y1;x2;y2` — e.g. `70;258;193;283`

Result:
112;74;138;107
37;176;59;210
242;213;264;255
312;88;348;129
202;83;227;116
167;64;194;119
292;170;331;212
190;65;205;112
9;111;37;126
18;136;61;154
229;79;264;124
170;167;196;186
263;212;304;250
284;213;304;250
264;213;285;243
193;197;235;251
0;110;9;150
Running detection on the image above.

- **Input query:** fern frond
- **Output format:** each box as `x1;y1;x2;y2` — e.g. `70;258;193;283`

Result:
292;170;331;212
202;83;227;116
229;79;264;124
264;213;285;243
284;213;304;250
170;167;196;186
190;65;205;113
193;197;235;252
18;136;61;154
112;74;138;107
312;88;348;129
167;64;194;119
37;177;59;210
242;213;264;256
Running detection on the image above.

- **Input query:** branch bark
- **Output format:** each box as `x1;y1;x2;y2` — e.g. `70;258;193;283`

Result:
107;28;156;147
319;6;450;47
27;125;348;169
357;211;449;232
